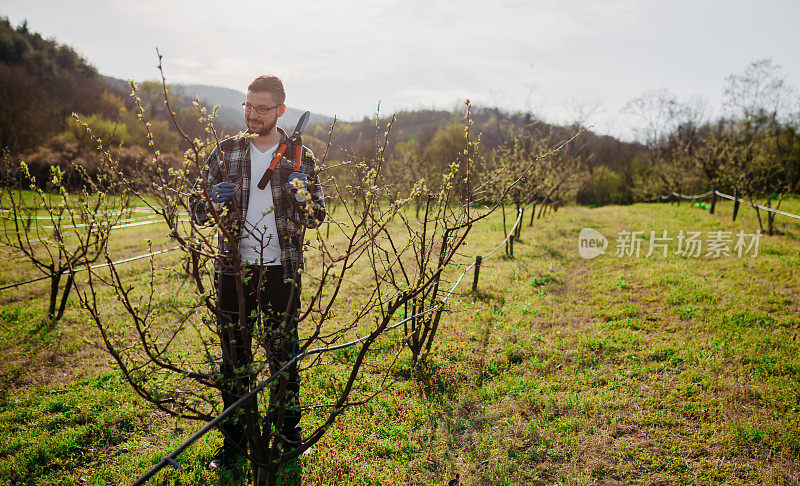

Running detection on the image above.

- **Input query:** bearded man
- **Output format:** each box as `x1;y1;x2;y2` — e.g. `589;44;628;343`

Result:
190;75;325;468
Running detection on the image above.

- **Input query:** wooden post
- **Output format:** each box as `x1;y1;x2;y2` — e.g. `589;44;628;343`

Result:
732;189;740;222
709;189;717;214
767;197;775;235
501;204;508;254
472;256;482;293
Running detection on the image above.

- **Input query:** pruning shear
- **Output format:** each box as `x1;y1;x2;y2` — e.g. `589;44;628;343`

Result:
257;111;311;191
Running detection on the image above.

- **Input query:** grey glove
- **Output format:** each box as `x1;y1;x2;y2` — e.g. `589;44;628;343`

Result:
211;182;236;204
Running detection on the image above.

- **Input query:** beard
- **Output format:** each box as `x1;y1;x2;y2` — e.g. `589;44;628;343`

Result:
246;116;277;136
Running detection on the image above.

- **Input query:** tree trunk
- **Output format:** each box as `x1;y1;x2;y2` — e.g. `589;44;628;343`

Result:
753;205;764;233
54;272;75;321
732;189;740;222
709;189;717;214
47;270;62;320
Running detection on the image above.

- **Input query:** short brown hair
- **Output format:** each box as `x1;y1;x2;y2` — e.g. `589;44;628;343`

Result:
248;75;286;105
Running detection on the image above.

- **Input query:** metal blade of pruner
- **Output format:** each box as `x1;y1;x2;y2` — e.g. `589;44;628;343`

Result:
291;111;310;139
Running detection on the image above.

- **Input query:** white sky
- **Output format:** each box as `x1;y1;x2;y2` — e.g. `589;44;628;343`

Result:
3;0;798;141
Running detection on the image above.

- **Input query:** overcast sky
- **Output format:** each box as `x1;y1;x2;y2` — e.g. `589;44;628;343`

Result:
3;0;798;141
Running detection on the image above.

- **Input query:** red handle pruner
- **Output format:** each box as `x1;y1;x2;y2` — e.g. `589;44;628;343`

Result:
257;111;310;190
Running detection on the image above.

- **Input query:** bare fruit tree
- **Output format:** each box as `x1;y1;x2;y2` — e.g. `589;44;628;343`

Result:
69;62;505;485
0;127;130;324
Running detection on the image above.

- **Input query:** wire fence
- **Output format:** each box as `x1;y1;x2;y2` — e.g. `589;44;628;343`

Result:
0;246;180;292
0;208;190;288
644;189;800;221
1;213;191;244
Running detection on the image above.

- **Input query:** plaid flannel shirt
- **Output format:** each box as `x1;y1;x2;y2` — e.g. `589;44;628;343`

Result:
189;128;326;277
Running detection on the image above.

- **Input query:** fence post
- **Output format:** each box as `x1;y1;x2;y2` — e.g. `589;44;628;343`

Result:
732;189;740;222
472;256;482;294
767;197;775;235
709;189;717;214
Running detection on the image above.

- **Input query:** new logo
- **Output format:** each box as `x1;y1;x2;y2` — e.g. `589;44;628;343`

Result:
578;228;608;259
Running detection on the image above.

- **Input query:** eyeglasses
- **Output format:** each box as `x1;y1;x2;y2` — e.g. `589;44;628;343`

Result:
242;102;281;115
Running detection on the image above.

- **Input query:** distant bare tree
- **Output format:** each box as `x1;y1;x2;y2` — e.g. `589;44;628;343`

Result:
623;88;689;151
724;59;796;125
566;97;606;129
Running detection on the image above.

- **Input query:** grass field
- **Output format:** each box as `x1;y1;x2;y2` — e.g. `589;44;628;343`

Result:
0;195;798;485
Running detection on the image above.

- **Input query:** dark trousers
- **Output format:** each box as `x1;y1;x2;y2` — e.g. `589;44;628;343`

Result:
216;265;301;454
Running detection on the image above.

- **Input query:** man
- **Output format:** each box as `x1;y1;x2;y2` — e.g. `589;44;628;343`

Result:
189;75;325;469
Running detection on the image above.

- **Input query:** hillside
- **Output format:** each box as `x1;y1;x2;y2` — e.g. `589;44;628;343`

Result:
159;83;643;179
0;17;120;153
173;84;334;134
102;78;336;134
303;107;643;169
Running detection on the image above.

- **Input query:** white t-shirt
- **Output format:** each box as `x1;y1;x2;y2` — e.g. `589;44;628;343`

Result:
239;142;282;265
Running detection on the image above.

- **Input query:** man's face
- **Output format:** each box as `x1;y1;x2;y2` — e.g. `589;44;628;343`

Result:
244;90;285;136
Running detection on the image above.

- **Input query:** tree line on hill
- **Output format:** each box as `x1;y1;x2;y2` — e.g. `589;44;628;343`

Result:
0;17;245;186
299;107;643;209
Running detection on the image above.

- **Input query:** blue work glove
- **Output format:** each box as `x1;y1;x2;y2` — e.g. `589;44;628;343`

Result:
211;182;236;204
288;172;309;203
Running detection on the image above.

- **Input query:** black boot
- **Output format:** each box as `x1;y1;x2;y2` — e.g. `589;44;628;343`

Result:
208;446;237;470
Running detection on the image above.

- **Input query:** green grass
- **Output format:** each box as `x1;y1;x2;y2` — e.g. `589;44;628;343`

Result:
0;373;143;485
0;197;799;484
